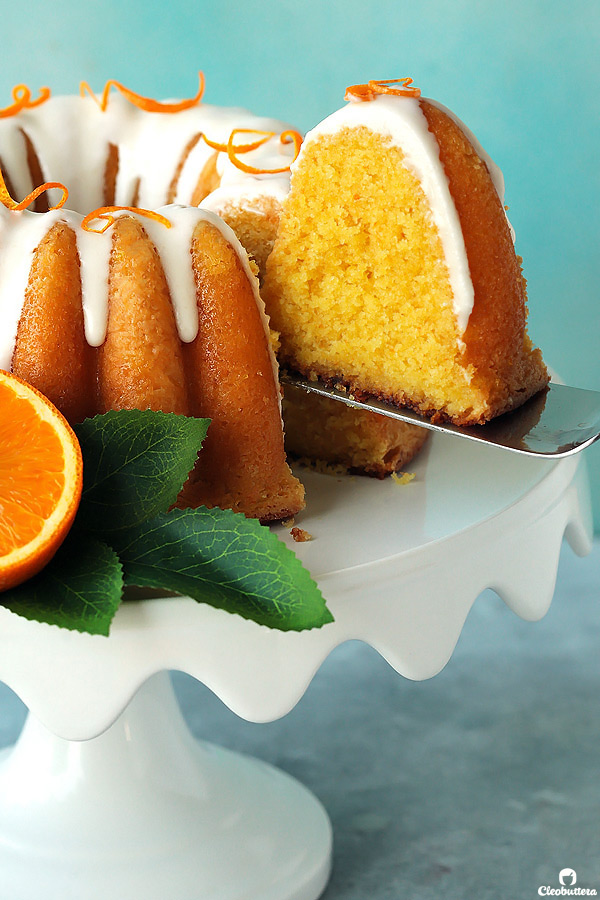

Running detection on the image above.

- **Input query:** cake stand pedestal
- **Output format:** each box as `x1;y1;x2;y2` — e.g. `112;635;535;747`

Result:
0;671;331;900
0;432;593;900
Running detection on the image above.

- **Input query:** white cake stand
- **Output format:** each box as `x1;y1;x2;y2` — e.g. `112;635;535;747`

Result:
0;432;592;900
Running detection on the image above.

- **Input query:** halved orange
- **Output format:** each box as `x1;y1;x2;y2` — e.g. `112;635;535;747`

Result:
0;371;83;591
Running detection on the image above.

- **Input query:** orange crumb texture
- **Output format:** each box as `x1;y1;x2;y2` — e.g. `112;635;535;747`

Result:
290;527;313;543
391;472;415;486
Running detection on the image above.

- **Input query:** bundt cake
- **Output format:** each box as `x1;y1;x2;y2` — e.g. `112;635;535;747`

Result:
0;76;427;498
262;79;549;426
0;78;305;521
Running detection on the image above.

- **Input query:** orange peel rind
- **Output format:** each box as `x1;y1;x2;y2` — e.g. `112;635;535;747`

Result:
80;73;205;113
82;206;172;234
345;78;421;102
201;129;275;155
0;166;68;212
202;128;303;175
0;84;51;118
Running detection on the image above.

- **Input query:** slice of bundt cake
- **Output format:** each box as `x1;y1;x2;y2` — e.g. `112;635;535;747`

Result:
262;79;548;427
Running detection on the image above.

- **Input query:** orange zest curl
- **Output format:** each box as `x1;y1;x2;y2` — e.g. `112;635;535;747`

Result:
0;168;68;212
201;130;274;155
202;128;303;175
344;78;421;102
81;206;172;234
0;84;51;118
229;129;303;174
80;72;205;113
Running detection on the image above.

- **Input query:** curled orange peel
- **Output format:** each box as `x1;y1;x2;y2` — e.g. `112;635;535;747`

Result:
0;84;51;119
202;128;303;175
81;206;172;234
80;72;205;113
0;167;68;212
201;130;274;155
344;78;421;102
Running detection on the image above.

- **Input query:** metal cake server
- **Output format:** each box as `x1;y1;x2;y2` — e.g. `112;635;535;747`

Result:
282;374;600;459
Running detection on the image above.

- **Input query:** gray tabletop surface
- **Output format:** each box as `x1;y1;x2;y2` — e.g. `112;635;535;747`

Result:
1;538;599;900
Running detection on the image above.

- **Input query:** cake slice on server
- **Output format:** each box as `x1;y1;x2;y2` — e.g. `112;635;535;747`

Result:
261;79;548;427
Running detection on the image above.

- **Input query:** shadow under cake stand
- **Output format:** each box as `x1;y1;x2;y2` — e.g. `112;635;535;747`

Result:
0;433;592;900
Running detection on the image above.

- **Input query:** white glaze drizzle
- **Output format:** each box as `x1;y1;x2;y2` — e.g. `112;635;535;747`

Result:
0;93;292;372
0;206;63;369
200;131;294;215
201;175;290;216
298;93;509;336
0;203;269;371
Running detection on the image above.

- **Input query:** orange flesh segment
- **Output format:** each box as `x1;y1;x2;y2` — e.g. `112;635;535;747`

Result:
0;382;65;552
0;373;82;590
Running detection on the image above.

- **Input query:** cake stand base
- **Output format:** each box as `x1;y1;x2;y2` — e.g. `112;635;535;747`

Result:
0;672;332;900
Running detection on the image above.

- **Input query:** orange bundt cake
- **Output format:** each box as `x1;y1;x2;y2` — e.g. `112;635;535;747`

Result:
0;78;305;521
262;79;548;426
0;76;427;491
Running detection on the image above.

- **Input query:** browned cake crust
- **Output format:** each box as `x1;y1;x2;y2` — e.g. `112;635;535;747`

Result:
98;217;190;416
12;223;95;423
177;221;304;521
420;101;548;420
11;216;304;522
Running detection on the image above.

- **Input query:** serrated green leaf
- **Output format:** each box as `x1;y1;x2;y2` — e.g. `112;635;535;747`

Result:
74;410;210;534
111;507;333;632
0;533;123;636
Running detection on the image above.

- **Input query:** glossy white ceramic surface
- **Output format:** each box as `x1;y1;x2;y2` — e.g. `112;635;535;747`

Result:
0;433;592;742
0;672;332;900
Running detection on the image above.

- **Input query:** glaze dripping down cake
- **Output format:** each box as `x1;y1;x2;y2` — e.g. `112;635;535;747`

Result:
0;76;428;494
0;78;305;521
262;79;548;426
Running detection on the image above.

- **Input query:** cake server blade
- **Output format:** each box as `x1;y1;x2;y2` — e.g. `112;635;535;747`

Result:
281;376;600;459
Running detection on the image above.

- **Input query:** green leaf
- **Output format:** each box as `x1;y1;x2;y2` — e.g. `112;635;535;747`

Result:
111;507;333;632
0;533;123;636
74;410;210;534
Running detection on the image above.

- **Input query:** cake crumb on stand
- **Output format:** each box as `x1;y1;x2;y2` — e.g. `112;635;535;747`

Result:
391;471;416;486
290;526;313;542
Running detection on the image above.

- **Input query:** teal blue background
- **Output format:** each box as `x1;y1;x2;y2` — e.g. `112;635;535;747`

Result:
3;0;599;527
